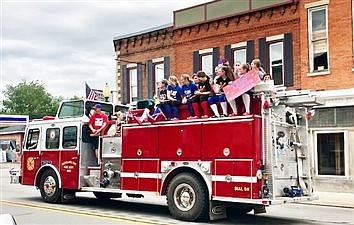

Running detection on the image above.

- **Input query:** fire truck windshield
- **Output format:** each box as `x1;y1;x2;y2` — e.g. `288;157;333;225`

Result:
58;100;85;119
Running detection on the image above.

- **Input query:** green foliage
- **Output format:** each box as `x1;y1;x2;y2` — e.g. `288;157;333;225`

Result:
2;81;61;119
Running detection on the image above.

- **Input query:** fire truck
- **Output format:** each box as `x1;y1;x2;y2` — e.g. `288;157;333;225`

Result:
10;82;321;221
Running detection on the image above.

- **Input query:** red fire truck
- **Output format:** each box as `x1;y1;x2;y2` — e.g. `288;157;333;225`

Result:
10;82;321;221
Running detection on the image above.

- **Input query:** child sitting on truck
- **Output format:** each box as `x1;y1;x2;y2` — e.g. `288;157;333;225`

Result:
166;76;183;120
134;79;168;125
180;74;199;119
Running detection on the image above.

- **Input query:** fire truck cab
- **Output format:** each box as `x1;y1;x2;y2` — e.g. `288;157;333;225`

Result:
10;81;322;221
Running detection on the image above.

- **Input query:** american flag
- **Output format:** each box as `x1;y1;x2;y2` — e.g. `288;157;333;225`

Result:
85;82;97;100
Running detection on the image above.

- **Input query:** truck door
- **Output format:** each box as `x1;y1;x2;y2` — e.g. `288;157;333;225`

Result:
60;123;80;189
22;127;42;185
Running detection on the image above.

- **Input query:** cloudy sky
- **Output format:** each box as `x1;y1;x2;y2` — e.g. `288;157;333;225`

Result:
1;0;209;102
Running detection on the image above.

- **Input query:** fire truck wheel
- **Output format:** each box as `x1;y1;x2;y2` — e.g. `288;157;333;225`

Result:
167;173;208;221
93;192;122;200
39;170;61;203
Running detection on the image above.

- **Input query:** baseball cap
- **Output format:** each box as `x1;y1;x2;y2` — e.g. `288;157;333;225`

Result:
93;103;102;109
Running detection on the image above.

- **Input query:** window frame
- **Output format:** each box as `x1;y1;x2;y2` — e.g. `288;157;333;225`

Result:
314;130;348;178
153;62;164;96
200;53;213;77
268;40;284;86
233;47;247;65
128;67;138;103
45;128;60;150
62;126;78;149
308;5;329;74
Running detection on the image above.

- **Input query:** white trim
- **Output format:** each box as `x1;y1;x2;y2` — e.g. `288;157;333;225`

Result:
266;34;284;42
307;71;330;77
199;48;213;54
122;158;159;161
152;57;164;63
126;63;137;68
305;0;329;9
313;130;348;177
231;41;247;49
212;175;257;183
212;196;267;205
214;158;253;162
121;172;162;179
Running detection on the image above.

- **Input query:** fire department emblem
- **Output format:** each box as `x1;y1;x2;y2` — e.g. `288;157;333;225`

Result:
49;130;56;140
27;157;35;171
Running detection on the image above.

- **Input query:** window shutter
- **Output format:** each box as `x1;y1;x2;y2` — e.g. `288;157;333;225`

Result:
284;32;294;86
147;60;153;98
137;63;143;100
193;51;200;73
212;47;220;76
164;56;170;79
224;45;232;65
122;65;128;104
246;40;254;64
258;38;267;72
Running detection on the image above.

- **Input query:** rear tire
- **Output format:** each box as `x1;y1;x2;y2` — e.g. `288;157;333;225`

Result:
39;170;61;203
93;192;122;200
167;173;208;221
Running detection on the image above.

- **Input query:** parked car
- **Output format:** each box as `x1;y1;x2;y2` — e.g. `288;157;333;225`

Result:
0;140;17;162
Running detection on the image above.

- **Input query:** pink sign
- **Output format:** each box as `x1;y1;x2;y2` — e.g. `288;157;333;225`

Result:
223;70;261;102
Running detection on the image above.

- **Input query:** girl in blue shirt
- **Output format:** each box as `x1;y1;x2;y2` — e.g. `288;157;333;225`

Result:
180;74;199;119
166;76;183;120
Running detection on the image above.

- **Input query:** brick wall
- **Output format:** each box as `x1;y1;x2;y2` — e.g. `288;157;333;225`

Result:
174;4;300;89
115;0;354;103
299;0;354;90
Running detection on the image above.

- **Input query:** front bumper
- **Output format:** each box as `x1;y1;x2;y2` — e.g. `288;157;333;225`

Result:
9;168;21;184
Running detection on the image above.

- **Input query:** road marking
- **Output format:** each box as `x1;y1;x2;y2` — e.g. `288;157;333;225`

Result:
0;199;175;225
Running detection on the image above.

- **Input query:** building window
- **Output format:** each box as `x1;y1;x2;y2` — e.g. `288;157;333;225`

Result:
308;6;329;73
233;48;247;65
154;63;164;95
129;68;137;102
201;54;213;76
46;128;60;149
269;42;284;85
317;132;345;176
62;126;78;149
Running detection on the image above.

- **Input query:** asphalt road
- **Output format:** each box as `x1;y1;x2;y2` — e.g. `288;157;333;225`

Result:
1;163;353;225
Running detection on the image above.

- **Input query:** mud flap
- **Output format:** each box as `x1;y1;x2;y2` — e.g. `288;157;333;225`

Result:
209;201;227;221
254;205;266;214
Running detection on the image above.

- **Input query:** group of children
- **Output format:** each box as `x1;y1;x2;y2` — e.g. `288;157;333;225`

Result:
137;58;269;123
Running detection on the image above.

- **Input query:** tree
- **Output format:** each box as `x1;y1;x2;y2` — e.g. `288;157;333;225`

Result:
2;81;61;120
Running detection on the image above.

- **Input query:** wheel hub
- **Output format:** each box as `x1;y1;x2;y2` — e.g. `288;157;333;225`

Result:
174;183;196;212
43;176;56;197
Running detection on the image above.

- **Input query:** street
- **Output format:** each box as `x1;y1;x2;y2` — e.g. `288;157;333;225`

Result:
1;163;353;225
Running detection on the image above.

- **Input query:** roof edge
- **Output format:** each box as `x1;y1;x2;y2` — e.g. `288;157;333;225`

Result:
113;23;173;41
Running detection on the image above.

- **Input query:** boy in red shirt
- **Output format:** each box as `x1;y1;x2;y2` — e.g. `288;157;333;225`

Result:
88;104;108;160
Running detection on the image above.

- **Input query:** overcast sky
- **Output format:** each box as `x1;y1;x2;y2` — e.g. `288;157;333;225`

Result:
1;0;209;102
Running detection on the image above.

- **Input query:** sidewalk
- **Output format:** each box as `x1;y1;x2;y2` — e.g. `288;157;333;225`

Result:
303;191;354;208
1;162;353;208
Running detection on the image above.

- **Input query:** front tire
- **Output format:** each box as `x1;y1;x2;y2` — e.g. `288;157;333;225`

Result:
167;173;208;221
39;170;61;203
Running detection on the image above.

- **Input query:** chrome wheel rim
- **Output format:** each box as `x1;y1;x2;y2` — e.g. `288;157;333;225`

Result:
173;183;195;211
43;176;56;197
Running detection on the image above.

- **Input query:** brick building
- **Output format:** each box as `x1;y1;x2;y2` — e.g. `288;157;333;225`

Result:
113;0;353;194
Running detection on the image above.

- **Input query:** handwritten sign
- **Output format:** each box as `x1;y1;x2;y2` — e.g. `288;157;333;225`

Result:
223;70;261;102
